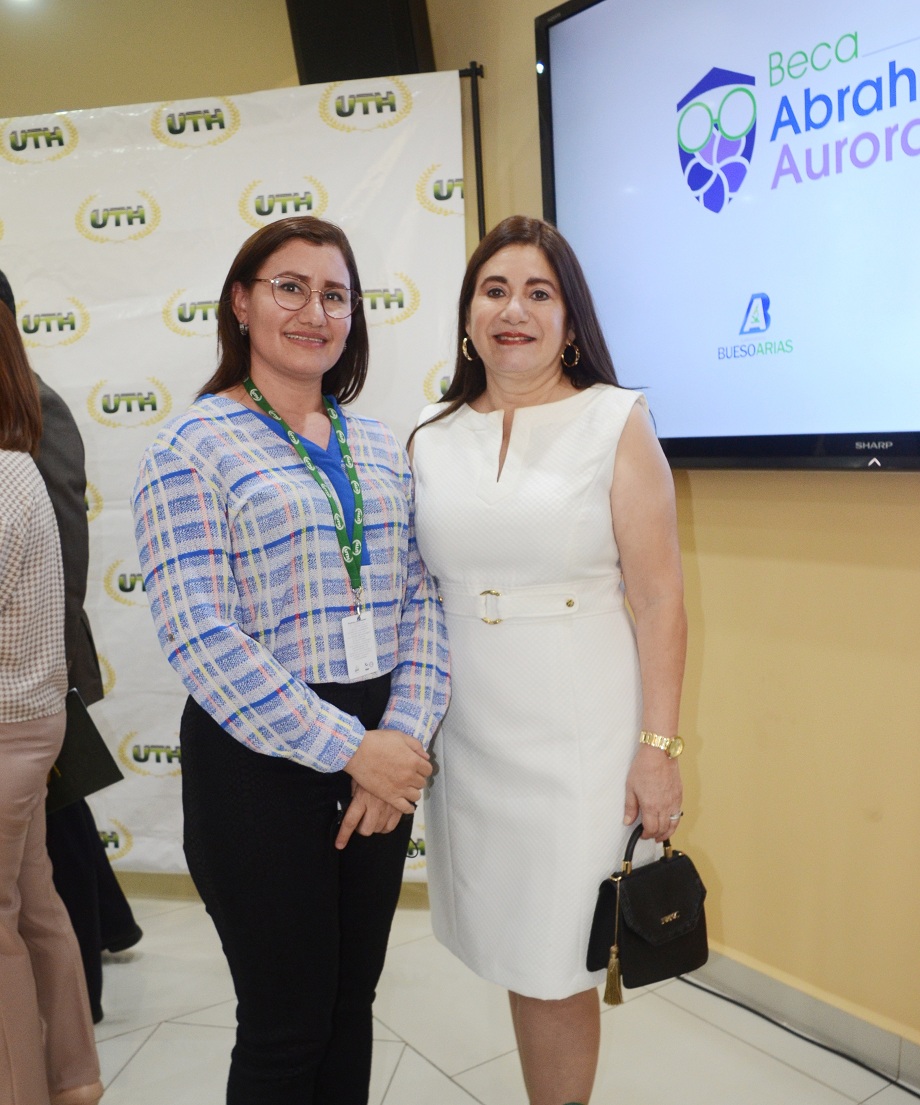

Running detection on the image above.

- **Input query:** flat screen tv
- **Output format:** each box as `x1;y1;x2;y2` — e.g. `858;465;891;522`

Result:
535;0;920;469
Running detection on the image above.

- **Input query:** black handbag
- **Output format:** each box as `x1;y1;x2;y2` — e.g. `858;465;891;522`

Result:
46;689;124;814
587;822;708;1005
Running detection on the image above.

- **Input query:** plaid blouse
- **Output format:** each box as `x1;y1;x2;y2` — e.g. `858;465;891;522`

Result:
0;450;67;723
133;396;449;772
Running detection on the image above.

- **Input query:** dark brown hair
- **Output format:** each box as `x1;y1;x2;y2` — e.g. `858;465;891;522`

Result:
197;216;369;404
411;215;620;441
0;303;42;456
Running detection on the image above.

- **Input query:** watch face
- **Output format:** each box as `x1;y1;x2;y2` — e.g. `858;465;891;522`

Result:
668;736;685;759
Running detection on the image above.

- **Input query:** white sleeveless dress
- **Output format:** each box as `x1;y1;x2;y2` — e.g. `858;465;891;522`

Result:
412;384;660;1000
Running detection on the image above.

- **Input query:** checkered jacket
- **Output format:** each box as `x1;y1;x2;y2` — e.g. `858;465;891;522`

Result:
0;450;67;723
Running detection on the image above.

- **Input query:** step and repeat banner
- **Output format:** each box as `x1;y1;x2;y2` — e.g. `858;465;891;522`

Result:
0;71;464;877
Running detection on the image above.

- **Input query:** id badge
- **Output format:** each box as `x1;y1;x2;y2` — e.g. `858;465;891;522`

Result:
342;609;380;679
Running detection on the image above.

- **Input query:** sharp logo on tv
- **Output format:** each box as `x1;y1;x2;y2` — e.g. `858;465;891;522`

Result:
677;68;757;212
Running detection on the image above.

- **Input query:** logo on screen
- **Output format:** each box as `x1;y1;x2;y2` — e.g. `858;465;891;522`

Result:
740;293;771;334
677;68;756;212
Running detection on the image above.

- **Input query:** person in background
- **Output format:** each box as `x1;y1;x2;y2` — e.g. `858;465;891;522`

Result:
0;268;142;1027
410;216;687;1105
133;216;449;1105
0;300;103;1105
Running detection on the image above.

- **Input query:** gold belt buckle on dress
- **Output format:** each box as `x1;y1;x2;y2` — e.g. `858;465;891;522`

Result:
479;589;502;624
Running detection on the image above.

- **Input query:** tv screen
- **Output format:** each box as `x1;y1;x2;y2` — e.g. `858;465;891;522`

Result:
536;0;920;469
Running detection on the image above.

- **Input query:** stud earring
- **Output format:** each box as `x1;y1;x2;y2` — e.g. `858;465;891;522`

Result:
239;322;249;336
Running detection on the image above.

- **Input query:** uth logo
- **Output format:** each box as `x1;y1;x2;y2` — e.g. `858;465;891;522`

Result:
239;177;328;228
1;116;78;164
320;77;412;133
677;67;757;213
162;290;219;337
364;273;421;326
19;297;90;348
151;98;240;148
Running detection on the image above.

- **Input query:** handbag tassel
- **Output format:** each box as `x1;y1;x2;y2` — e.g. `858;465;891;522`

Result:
603;944;623;1006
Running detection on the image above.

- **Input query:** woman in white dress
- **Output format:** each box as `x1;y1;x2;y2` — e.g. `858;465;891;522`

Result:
411;216;687;1105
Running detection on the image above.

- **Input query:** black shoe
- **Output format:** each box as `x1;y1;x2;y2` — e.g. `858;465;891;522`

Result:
102;923;143;953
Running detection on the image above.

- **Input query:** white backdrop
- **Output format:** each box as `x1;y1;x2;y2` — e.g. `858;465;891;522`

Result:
0;72;465;876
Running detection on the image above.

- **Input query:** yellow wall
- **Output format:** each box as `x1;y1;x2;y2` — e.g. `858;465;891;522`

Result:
5;0;918;1045
0;0;297;116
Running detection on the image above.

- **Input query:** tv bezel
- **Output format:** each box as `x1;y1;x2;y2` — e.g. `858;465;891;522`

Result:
534;0;920;471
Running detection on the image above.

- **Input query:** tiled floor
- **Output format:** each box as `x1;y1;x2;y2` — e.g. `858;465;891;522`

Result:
94;895;916;1104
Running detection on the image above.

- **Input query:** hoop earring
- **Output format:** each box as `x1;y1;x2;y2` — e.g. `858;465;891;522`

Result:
239;322;249;336
561;342;581;368
461;336;477;362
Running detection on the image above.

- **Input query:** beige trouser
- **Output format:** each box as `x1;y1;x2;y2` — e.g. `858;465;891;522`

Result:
0;711;100;1104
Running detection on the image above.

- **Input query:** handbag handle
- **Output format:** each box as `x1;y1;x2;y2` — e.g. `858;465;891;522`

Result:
622;823;674;873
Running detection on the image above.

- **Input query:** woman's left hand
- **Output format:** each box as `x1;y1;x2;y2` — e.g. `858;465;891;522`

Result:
335;783;404;849
623;745;683;843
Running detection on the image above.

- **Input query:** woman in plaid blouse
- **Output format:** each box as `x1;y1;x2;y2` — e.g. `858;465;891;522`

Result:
134;217;449;1105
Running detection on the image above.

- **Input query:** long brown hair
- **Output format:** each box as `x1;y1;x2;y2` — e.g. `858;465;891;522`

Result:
198;216;369;405
410;215;620;443
0;303;42;456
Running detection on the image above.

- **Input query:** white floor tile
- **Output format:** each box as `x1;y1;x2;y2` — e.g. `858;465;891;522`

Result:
373;1018;404;1042
96;1025;157;1087
383;1048;484;1104
387;906;433;947
127;896;199;922
453;1049;529;1105
370;1040;406;1105
594;991;856;1105
171;999;237;1029
866;1088;920;1104
660;979;888;1101
100;1022;233;1105
101;894;901;1105
96;902;234;1041
373;934;517;1076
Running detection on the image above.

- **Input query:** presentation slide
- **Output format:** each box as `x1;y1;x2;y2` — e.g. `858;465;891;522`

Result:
548;0;920;438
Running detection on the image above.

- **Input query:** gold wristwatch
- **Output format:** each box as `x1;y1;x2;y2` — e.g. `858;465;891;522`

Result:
639;730;684;759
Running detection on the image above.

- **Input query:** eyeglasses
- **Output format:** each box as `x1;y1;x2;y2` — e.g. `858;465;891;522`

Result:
252;276;361;319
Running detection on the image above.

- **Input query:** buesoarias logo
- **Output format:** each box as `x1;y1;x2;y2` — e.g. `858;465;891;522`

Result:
718;292;793;360
151;97;241;148
76;191;162;243
678;68;756;212
238;177;328;228
0;115;78;164
319;77;413;132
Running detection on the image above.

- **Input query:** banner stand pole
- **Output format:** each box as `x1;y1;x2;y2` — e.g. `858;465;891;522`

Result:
460;62;486;239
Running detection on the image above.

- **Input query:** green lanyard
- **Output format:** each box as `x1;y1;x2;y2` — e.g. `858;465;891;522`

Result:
244;377;365;605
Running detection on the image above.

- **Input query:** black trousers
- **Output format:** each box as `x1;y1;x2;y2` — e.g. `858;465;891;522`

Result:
180;676;412;1105
46;797;139;1021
